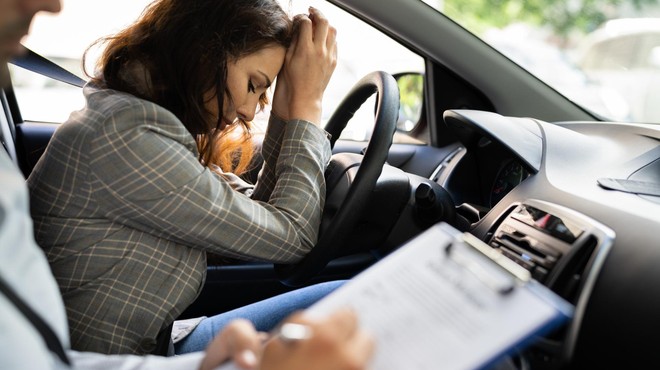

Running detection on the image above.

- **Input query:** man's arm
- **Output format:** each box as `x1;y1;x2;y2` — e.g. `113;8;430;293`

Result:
68;350;205;370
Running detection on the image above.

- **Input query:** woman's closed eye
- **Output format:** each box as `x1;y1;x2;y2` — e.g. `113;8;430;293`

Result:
248;79;256;93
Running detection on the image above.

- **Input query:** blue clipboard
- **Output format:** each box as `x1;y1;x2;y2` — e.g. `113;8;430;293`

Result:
306;222;574;370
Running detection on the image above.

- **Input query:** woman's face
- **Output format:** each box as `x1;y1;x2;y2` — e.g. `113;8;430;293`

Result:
205;45;286;129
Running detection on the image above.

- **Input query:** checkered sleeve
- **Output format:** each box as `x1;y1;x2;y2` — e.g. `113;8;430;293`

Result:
250;113;286;201
89;102;332;263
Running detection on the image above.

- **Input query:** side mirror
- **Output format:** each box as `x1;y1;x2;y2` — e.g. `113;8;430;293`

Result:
394;72;424;131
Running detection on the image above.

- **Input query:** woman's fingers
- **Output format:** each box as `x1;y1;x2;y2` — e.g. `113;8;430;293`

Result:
327;25;337;58
309;7;329;44
295;13;313;50
274;7;337;124
309;7;337;56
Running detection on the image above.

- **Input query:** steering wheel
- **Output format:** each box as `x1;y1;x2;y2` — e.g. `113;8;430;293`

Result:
275;71;400;286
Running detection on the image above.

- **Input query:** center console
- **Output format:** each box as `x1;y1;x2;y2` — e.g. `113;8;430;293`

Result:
485;199;615;367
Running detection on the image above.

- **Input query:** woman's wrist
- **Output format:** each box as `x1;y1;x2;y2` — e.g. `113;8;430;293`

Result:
288;100;322;125
269;109;286;123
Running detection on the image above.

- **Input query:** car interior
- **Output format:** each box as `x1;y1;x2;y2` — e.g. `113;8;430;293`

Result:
2;0;660;368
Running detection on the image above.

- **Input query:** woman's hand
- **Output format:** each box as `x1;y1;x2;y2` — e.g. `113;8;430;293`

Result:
261;308;375;370
199;319;262;370
272;7;338;124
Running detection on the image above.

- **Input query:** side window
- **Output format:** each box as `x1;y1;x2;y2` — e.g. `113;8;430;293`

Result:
10;0;154;123
12;0;427;144
9;63;85;123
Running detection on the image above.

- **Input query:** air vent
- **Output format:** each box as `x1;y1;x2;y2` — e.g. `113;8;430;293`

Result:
489;222;565;283
487;201;613;302
487;203;585;284
429;146;465;183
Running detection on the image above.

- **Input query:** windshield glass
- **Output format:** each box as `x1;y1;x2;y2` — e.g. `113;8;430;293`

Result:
422;0;660;124
19;0;657;125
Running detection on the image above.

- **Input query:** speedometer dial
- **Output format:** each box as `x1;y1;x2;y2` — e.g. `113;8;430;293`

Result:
490;160;529;207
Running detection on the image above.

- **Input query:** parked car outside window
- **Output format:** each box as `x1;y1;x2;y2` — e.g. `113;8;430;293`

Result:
424;0;660;125
574;18;660;123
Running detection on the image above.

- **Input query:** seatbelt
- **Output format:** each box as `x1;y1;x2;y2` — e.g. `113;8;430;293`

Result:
0;273;71;365
10;45;86;88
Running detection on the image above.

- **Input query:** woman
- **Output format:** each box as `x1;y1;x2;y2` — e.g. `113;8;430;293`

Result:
27;0;339;356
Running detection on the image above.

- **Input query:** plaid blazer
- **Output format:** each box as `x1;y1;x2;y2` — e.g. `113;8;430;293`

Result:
27;85;331;354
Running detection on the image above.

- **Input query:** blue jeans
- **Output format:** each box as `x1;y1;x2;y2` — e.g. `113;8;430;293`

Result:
174;280;344;354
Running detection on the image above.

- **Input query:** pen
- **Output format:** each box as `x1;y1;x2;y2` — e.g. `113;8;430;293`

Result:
266;322;314;344
213;323;314;370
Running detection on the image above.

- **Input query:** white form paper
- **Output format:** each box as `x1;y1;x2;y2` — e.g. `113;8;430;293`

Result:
216;222;573;370
305;223;573;370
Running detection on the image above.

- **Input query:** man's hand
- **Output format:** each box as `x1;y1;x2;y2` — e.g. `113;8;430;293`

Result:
199;319;262;370
261;308;375;370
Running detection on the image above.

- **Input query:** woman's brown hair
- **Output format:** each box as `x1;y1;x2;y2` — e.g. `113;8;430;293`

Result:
85;0;294;175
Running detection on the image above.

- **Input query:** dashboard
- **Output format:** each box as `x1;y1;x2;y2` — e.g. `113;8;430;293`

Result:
431;110;544;216
432;141;533;210
434;109;660;367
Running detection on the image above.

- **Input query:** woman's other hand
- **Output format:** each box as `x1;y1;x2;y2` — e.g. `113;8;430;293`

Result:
272;7;338;124
261;308;375;370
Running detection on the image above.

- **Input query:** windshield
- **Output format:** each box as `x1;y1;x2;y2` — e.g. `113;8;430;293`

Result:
15;0;659;126
422;0;660;124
